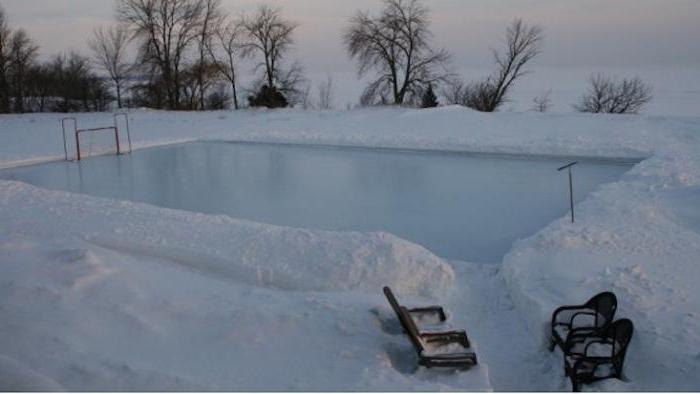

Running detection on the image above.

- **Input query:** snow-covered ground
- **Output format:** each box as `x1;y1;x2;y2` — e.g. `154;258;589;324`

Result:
0;106;699;391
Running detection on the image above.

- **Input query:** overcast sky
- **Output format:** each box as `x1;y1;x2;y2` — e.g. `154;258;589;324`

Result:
2;0;699;72
2;0;699;113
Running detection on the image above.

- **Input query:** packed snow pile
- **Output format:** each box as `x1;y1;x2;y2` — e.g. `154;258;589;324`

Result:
0;355;64;391
503;138;700;390
0;227;487;391
1;106;700;391
0;180;454;297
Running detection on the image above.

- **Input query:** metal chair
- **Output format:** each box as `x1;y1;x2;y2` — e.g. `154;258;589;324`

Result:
564;318;634;391
550;292;618;354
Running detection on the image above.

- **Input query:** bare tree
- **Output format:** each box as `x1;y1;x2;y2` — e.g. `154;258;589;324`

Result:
8;29;38;113
459;19;543;112
195;0;222;110
317;74;334;110
205;82;230;109
243;5;298;90
532;89;551;112
344;0;450;106
180;61;220;110
575;74;652;114
88;25;131;108
463;80;499;111
209;17;248;109
488;19;542;110
118;0;206;109
442;79;497;111
298;83;312;110
25;63;54;112
49;52;111;113
441;79;466;106
0;5;11;113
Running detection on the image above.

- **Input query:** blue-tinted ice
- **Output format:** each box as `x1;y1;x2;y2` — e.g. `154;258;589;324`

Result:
0;142;634;263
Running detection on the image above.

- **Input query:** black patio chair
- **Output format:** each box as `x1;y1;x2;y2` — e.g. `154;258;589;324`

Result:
383;286;447;325
399;306;477;369
550;292;617;354
564;318;634;391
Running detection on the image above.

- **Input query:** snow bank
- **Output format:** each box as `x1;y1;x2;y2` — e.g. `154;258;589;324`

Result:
0;178;481;391
2;106;698;168
0;355;65;391
503;143;700;390
0;208;485;391
0;180;454;297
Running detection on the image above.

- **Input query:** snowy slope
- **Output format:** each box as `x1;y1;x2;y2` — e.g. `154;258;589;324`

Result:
2;106;698;168
502;149;700;391
1;106;699;391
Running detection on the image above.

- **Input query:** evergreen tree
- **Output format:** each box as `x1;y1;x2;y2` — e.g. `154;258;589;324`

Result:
421;84;439;108
248;84;289;108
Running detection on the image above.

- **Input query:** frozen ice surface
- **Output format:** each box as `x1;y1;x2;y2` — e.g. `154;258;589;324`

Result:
0;141;632;263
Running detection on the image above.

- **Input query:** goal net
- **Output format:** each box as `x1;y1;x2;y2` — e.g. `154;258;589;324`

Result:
61;115;132;161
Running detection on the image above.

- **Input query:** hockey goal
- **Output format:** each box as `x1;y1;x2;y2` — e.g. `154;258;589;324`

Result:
61;113;132;161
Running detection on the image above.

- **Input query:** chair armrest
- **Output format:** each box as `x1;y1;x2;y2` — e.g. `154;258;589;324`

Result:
568;326;601;337
569;311;599;328
566;335;613;358
583;338;613;357
408;306;447;321
564;329;602;353
551;304;588;328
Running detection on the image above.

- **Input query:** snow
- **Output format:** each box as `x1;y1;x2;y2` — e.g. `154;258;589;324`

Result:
0;229;488;391
1;106;699;391
502;150;700;391
0;180;456;297
1;106;692;168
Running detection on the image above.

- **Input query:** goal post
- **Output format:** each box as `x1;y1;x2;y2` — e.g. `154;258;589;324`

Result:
75;126;120;161
61;114;132;161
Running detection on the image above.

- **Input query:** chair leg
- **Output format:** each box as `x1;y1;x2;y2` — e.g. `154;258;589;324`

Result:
571;378;580;392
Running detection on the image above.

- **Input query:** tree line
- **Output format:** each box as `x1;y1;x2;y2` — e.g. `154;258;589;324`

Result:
0;8;112;113
0;0;652;114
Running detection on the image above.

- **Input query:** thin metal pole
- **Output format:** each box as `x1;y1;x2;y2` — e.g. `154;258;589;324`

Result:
75;130;81;161
124;114;132;154
568;167;575;223
115;113;133;154
557;161;578;224
61;120;68;161
61;117;77;161
114;126;121;155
